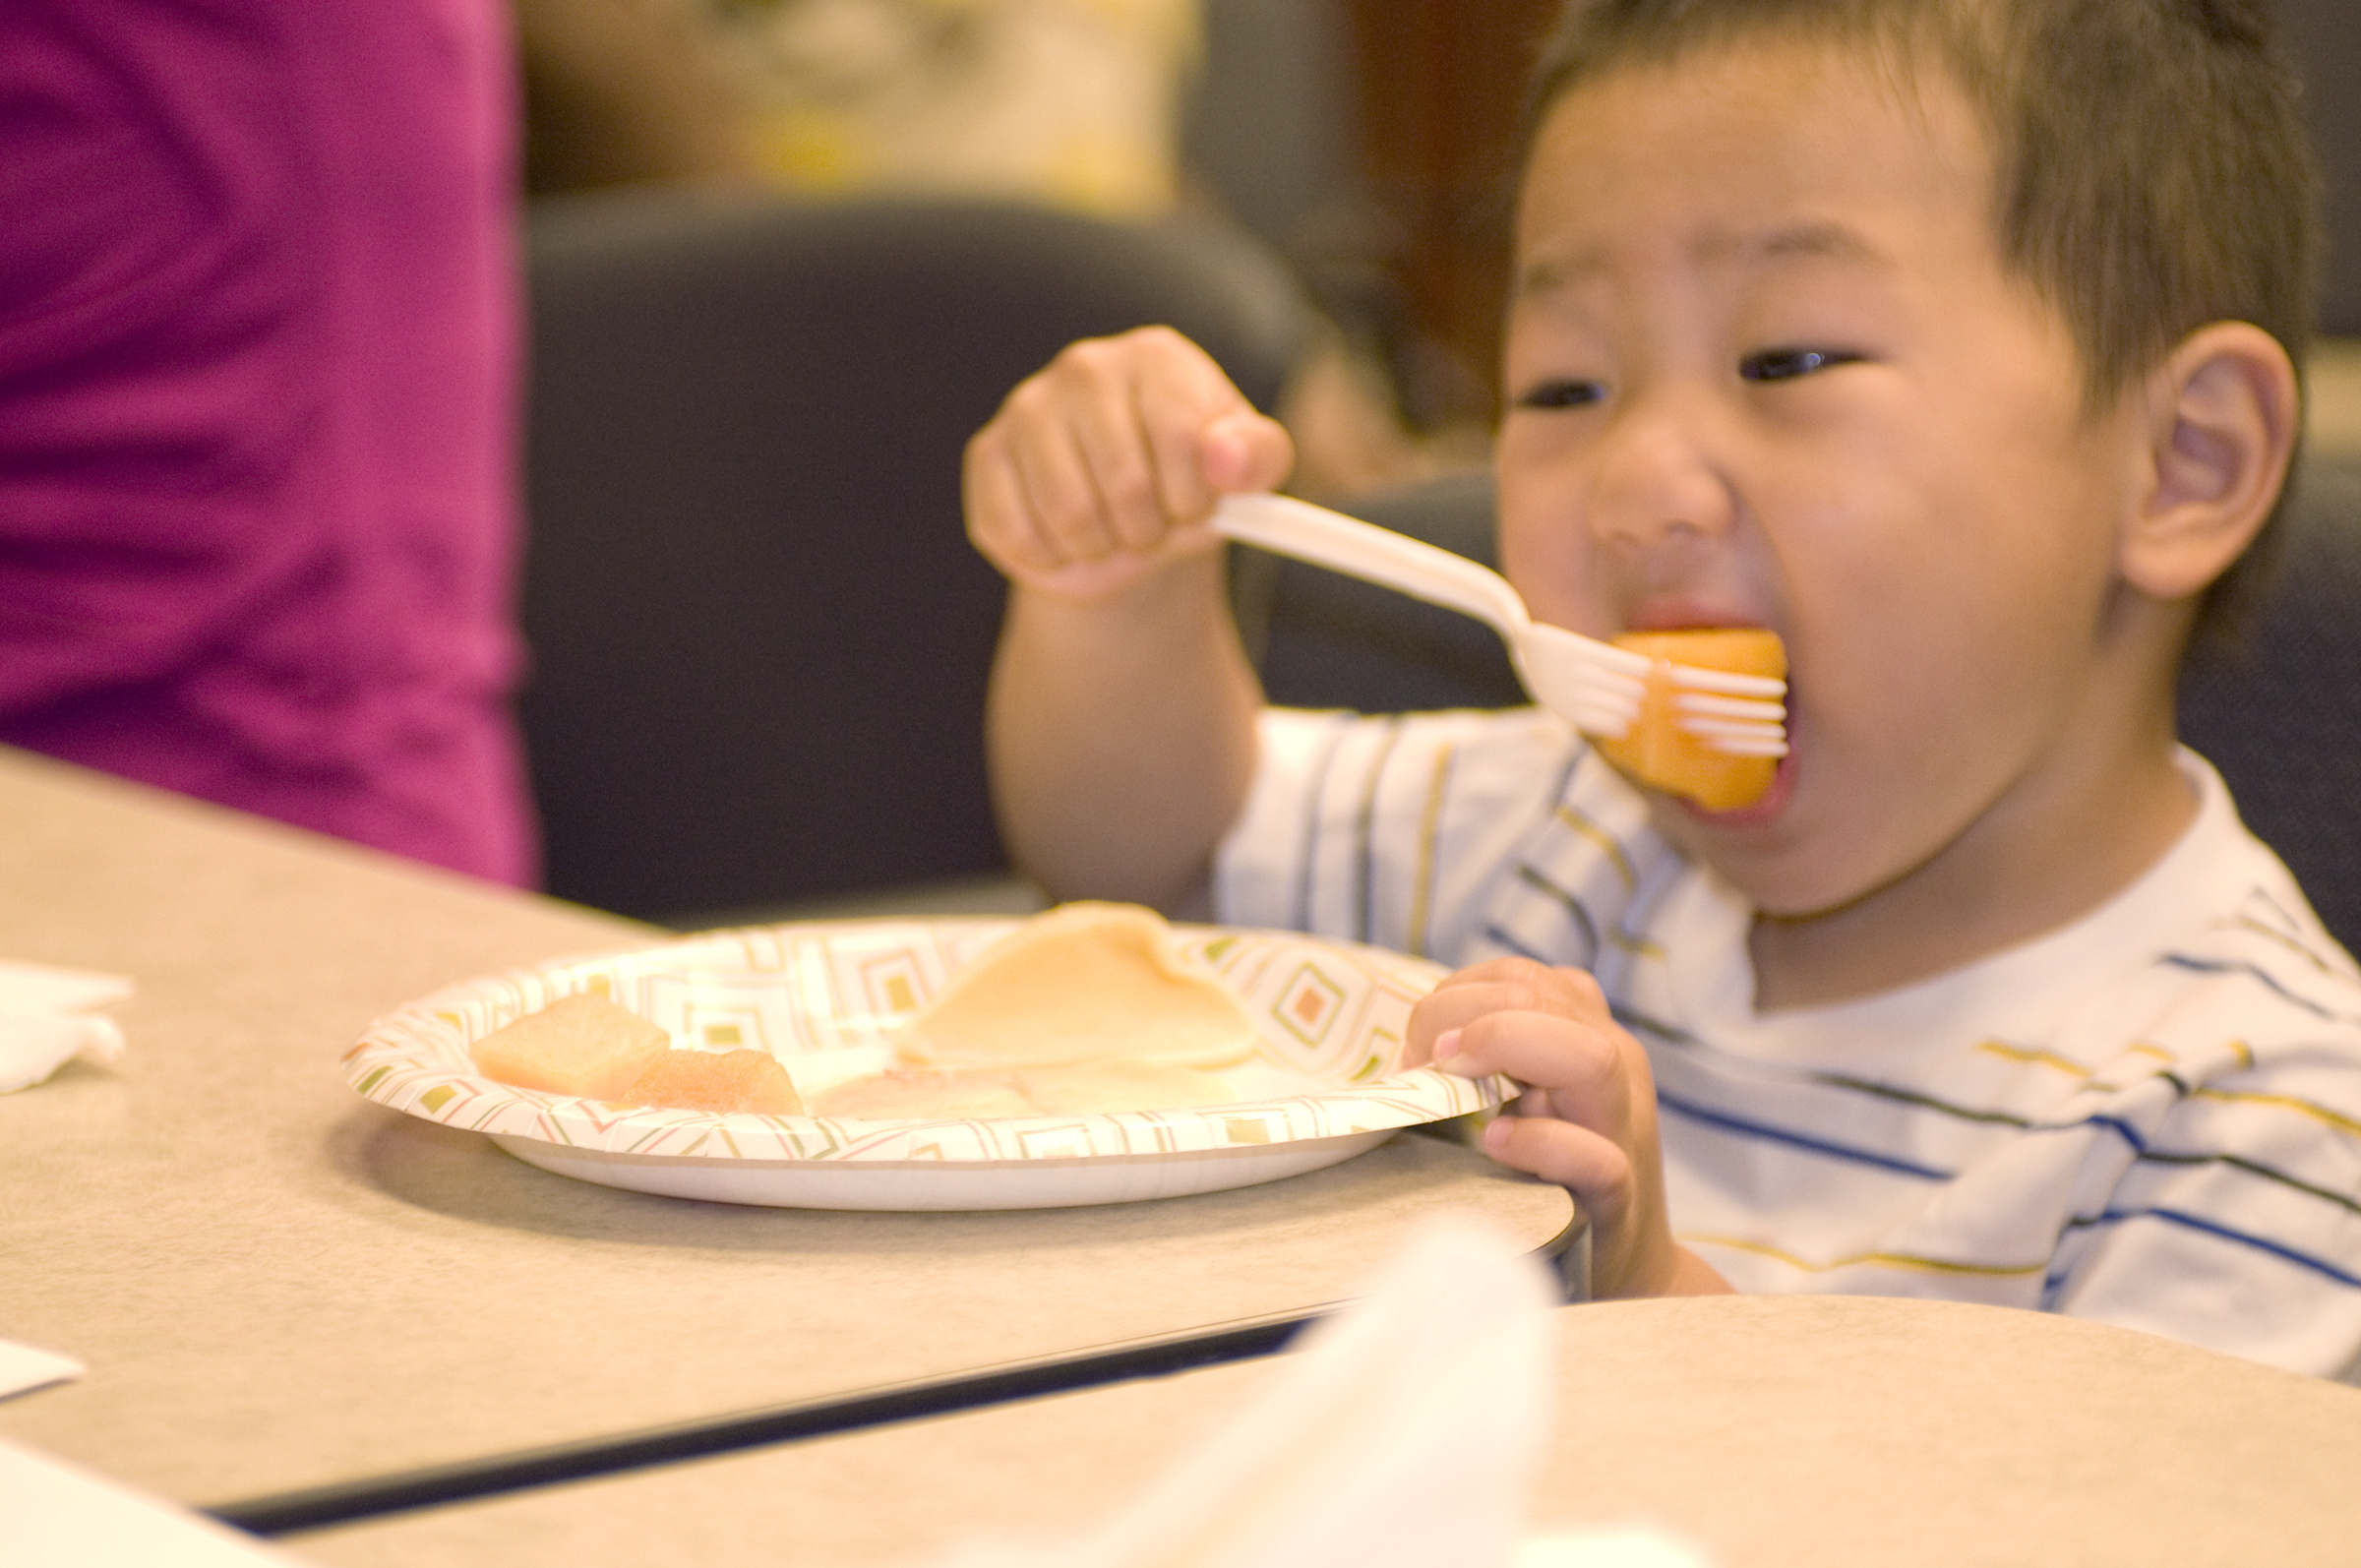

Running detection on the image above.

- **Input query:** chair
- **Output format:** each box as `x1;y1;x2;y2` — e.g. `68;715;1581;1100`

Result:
521;192;1308;924
2178;454;2361;953
1243;467;1523;714
2278;0;2361;334
1248;458;2361;956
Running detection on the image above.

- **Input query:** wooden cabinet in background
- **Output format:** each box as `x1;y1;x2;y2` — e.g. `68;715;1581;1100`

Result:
1340;0;1562;429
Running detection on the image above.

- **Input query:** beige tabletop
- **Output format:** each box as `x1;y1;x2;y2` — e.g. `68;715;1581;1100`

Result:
0;748;1572;1510
291;1292;2361;1568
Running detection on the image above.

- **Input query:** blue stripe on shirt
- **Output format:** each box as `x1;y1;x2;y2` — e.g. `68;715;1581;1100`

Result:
1656;1087;1953;1180
2158;952;2361;1027
2057;1205;2361;1291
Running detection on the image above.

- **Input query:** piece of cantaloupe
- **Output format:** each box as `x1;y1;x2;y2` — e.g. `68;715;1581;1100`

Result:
469;992;669;1099
619;1048;802;1116
895;901;1258;1069
1595;629;1787;812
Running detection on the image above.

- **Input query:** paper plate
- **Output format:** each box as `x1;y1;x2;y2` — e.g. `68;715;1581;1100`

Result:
342;918;1511;1210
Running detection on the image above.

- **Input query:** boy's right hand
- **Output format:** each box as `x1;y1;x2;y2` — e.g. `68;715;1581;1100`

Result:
1407;958;1733;1301
964;326;1295;602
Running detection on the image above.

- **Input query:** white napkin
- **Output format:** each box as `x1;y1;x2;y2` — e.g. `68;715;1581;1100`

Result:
0;959;131;1094
923;1226;1709;1568
0;1434;300;1565
0;1341;84;1403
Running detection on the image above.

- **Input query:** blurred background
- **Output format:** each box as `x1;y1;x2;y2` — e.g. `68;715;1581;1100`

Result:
512;0;1573;487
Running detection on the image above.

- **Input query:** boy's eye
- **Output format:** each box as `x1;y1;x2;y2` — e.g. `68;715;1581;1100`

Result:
1514;379;1605;410
1739;348;1858;383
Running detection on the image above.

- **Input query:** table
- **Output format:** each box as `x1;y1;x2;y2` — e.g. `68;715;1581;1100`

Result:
0;749;1573;1514
290;1293;2361;1568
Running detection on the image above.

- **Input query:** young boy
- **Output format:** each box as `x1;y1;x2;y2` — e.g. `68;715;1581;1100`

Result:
964;0;2361;1377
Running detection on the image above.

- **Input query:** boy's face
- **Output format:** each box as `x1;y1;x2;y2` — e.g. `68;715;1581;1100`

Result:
1497;38;2153;921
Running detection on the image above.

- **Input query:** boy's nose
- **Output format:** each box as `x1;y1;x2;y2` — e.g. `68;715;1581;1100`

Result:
1586;414;1736;553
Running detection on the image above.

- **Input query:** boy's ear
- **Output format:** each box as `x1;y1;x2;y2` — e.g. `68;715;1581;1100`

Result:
2118;321;2300;602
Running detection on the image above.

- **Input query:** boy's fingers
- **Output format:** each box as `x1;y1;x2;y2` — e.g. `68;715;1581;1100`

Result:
1198;409;1296;497
968;428;1171;598
1442;1008;1630;1114
1015;392;1135;567
965;423;1094;578
963;327;1287;596
1405;958;1610;1063
1133;369;1282;527
1405;983;1548;1064
1480;1111;1638;1229
1063;349;1192;556
971;382;1118;570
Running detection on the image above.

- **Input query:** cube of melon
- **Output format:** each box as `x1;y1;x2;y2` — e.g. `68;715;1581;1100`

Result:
620;1049;802;1116
469;993;670;1099
1595;628;1786;812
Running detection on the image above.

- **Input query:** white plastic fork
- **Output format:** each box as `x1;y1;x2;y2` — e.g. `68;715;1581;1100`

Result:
1213;493;1786;754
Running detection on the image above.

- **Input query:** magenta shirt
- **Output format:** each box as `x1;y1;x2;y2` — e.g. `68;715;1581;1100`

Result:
0;0;537;885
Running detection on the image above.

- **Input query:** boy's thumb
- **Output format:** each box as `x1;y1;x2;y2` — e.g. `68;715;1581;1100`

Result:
1200;409;1296;496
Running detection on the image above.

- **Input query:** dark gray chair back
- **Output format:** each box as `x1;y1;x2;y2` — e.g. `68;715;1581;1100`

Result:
523;193;1306;922
2180;455;2361;952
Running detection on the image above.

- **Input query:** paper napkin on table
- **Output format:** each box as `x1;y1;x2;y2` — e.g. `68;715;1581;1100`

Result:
0;1341;84;1403
0;1434;301;1565
0;959;131;1095
919;1226;1710;1568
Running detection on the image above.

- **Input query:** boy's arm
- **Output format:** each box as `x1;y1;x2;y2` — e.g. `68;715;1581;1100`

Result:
965;328;1294;912
1410;957;1734;1299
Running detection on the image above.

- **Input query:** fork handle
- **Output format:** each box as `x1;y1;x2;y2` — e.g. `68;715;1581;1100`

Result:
1212;494;1531;639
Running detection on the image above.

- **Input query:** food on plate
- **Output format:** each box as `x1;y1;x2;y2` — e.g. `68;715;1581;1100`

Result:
895;901;1259;1069
1595;628;1787;812
469;992;669;1099
1011;1058;1241;1115
472;993;804;1114
813;902;1262;1119
618;1047;802;1116
810;1059;1238;1121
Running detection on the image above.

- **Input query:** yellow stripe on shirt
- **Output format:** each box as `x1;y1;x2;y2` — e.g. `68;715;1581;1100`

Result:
1551;801;1640;891
1685;1233;2051;1279
1405;741;1457;961
2192;1085;2361;1142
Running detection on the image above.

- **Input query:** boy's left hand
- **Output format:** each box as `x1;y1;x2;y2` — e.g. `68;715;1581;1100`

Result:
1406;958;1730;1300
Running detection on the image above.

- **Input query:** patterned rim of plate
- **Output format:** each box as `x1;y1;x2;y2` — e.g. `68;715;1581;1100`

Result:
342;918;1513;1163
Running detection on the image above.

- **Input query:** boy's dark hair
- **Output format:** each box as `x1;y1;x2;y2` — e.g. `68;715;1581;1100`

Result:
1524;0;2321;647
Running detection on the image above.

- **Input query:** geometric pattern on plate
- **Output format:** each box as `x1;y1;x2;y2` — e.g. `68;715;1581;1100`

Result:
343;919;1511;1164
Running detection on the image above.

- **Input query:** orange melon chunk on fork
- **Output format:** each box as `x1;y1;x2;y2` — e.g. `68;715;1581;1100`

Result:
1596;629;1788;812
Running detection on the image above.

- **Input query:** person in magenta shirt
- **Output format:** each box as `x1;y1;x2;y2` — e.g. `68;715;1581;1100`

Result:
0;0;538;885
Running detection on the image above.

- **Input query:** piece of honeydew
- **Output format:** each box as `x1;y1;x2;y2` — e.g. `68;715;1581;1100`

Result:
468;992;670;1100
895;901;1260;1070
1594;628;1787;812
620;1048;802;1115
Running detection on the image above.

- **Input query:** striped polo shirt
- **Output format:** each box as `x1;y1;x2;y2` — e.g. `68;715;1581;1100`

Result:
1215;706;2361;1377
